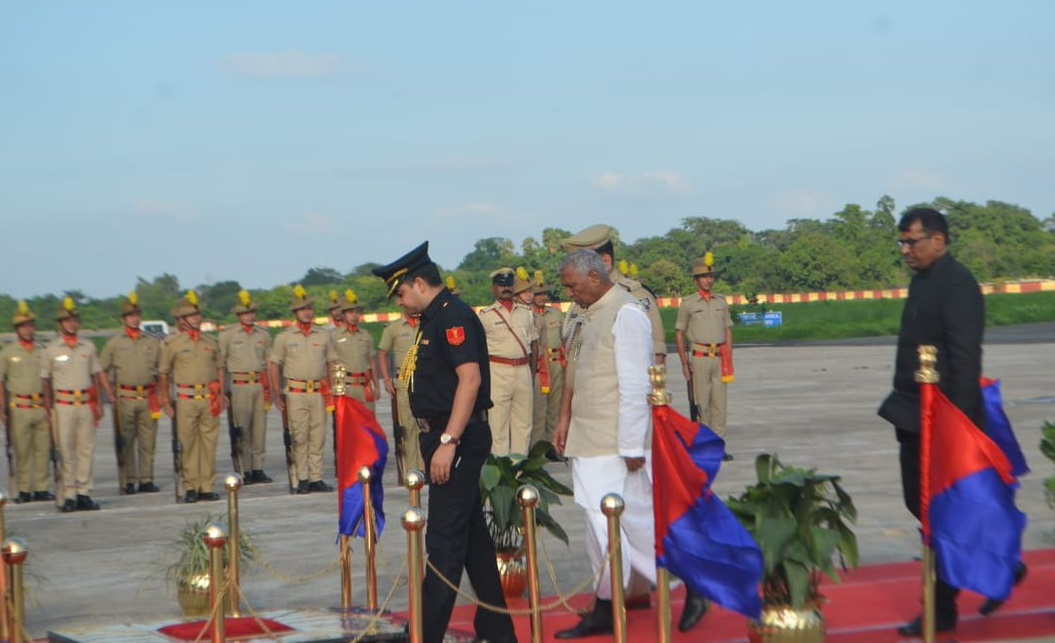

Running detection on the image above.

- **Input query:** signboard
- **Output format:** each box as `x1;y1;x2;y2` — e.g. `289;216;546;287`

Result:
737;311;783;328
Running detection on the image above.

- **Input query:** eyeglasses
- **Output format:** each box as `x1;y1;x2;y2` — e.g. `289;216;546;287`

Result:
897;235;931;249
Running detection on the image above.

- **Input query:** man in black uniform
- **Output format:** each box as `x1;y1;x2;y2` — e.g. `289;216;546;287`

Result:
373;242;518;643
878;207;1024;636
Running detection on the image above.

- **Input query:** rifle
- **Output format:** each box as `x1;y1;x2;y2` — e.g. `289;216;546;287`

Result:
226;391;244;476
113;396;127;494
390;389;406;486
687;369;699;423
48;407;64;508
3;389;17;497
171;412;183;503
280;393;295;494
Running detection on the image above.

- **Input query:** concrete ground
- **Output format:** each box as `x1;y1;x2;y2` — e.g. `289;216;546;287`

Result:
6;324;1054;640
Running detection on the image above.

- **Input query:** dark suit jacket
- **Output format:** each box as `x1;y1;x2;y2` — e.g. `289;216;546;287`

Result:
879;252;985;434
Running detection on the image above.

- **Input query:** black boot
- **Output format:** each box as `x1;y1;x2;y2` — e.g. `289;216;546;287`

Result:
295;480;311;495
555;598;613;639
76;494;100;511
253;470;273;484
979;561;1028;616
897;612;957;636
678;589;709;632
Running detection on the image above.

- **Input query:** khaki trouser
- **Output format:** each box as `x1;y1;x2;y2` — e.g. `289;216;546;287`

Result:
230;383;267;472
175;397;219;493
690;354;727;436
487;361;533;456
530;363;564;449
9;406;51;493
53;404;95;500
393;379;422;474
115;396;158;484
286;392;325;482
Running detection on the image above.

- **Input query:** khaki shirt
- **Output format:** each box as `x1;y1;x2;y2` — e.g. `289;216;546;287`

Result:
535;306;564;356
158;332;221;385
378;317;418;375
675;292;732;345
218;325;271;374
0;341;45;396
270;326;335;381
100;331;160;386
332;326;375;374
40;336;102;390
478;302;536;360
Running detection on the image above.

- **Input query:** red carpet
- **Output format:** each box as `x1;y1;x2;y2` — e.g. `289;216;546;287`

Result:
445;549;1055;642
158;616;293;640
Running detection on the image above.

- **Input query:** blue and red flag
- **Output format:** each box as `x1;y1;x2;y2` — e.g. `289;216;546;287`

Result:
651;405;763;619
980;378;1029;478
926;387;1026;601
335;395;389;538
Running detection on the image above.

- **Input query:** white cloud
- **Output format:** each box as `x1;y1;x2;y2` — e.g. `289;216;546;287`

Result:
888;169;952;194
588;170;693;195
436;201;506;219
285;213;335;234
221;50;345;79
767;189;838;218
131;199;197;221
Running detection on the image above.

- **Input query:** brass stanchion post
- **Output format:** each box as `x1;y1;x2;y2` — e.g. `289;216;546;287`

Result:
224;472;243;617
601;493;627;643
203;522;228;643
359;466;378;611
0;489;10;642
517;485;543;643
340;534;353;610
405;469;425;509
916;345;939;643
402;508;426;643
656;568;671;643
2;537;28;643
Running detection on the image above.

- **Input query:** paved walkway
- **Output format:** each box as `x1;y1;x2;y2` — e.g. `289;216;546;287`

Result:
6;334;1054;640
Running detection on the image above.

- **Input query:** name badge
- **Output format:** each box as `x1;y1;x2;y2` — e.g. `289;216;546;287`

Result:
55;355;69;362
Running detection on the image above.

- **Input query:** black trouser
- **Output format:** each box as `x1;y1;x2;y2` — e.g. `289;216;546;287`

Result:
898;431;961;618
420;419;516;643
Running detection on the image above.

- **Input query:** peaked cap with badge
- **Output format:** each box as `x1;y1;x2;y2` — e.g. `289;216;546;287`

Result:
120;292;142;316
289;285;315;312
691;252;722;278
231;290;258;315
56;296;81;321
489;267;515;287
12;300;35;327
171;290;201;319
371;241;436;298
560;224;615;253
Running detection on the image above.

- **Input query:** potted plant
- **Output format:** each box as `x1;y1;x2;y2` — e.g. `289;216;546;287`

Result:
479;440;573;597
1041;420;1055;507
159;514;257;617
727;454;858;643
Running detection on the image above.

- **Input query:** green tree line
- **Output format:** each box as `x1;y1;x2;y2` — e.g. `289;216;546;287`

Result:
3;195;1053;329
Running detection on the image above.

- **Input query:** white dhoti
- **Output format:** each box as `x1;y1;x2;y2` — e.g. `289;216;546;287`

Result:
572;454;656;599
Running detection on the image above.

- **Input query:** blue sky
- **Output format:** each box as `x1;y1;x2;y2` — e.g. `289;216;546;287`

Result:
2;1;1053;299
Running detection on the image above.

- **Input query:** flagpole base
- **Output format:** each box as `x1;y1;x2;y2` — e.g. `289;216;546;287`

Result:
748;604;825;643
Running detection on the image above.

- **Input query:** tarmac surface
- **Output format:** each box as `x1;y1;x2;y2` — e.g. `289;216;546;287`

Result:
5;324;1054;640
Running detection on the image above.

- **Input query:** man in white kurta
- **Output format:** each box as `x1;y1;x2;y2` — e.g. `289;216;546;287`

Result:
552;249;655;639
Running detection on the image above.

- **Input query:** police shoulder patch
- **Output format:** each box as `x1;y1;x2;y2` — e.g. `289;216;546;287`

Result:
446;326;466;346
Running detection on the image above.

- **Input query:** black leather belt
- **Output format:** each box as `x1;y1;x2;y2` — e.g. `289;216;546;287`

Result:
416;409;488;433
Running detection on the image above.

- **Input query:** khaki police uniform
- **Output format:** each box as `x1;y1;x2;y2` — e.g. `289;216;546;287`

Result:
40;335;102;502
100;329;161;487
378;315;422;474
478;299;536;456
675;291;732;436
332;325;375;409
530;302;565;448
218;323;271;474
270;325;335;485
159;331;222;493
1;340;50;497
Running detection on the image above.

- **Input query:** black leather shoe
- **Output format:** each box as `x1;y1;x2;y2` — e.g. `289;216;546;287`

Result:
76;495;100;511
253;470;273;484
470;637;518;643
980;561;1028;616
124;483;137;495
295;480;311;495
309;480;333;492
678;590;709;632
33;491;55;502
61;498;77;513
184;490;199;503
198;491;220;501
555;598;613;639
897;613;956;636
722;453;734;461
138;482;160;493
14;492;31;504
